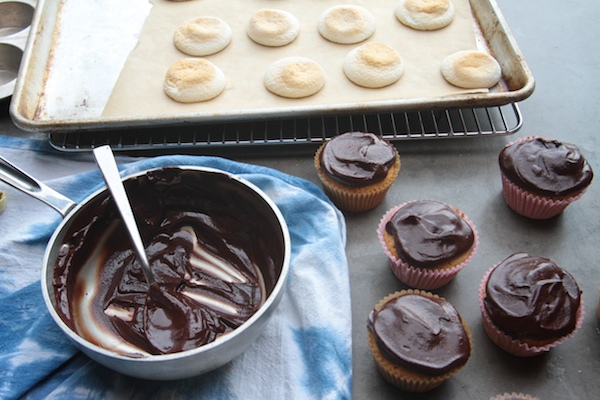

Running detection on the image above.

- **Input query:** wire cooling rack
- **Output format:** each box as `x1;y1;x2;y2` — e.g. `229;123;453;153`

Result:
48;103;522;154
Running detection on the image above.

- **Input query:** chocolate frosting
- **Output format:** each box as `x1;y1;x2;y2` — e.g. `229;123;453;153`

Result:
319;131;396;187
53;168;285;356
385;200;474;268
499;137;593;196
484;253;581;340
368;293;471;375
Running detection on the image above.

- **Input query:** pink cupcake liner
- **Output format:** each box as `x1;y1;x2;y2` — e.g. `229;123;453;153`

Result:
377;202;479;290
489;393;539;400
500;174;584;220
478;266;585;357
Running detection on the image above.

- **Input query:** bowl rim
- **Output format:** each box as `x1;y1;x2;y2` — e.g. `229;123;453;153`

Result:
41;165;291;362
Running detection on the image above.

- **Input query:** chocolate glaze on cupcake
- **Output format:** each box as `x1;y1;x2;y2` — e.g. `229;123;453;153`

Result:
498;137;593;219
385;200;474;268
480;253;584;356
378;200;477;289
319;131;397;186
499;137;593;196
315;132;400;212
367;290;471;392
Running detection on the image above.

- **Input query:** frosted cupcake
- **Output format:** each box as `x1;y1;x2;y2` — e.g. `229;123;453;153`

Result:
314;132;400;212
367;290;471;392
480;253;584;357
498;136;593;219
377;200;477;289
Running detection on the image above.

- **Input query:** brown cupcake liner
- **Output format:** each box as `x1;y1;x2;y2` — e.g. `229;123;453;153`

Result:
377;202;478;290
368;290;471;392
478;266;585;357
314;141;400;212
320;180;393;212
368;332;450;392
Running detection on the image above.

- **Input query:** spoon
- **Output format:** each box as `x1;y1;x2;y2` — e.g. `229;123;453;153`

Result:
93;145;155;286
93;146;189;353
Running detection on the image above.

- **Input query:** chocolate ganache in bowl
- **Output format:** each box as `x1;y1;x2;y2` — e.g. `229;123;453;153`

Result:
42;166;290;380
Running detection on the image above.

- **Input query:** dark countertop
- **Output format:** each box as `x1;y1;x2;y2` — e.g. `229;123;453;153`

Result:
1;1;599;399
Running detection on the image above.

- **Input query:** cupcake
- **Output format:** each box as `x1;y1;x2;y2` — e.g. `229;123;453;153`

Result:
367;290;472;392
377;200;477;289
490;393;540;400
479;253;584;357
498;136;593;219
314;132;400;212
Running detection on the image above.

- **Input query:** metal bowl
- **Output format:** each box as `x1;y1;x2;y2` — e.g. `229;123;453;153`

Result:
0;0;35;99
39;166;291;380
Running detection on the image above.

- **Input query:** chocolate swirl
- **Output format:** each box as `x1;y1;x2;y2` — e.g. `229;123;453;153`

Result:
385;200;474;268
484;253;581;340
368;293;471;375
319;131;396;186
54;168;284;356
499;137;593;196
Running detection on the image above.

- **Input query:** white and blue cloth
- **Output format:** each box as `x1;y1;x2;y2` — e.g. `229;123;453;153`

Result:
0;136;352;399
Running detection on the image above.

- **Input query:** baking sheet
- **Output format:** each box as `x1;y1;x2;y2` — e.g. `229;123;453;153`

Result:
10;0;534;133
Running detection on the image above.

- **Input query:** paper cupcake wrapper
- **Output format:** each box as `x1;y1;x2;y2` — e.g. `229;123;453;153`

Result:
368;332;449;392
320;181;392;212
489;393;540;400
500;174;584;220
377;202;478;290
478;266;585;357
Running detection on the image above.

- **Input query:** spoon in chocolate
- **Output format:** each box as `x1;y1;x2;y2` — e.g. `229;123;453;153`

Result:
93;146;188;353
92;145;155;286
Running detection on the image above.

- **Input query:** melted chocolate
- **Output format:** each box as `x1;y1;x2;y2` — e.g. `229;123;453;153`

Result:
385;200;474;268
53;168;285;356
368;293;470;375
319;131;396;187
484;253;581;340
499;137;593;196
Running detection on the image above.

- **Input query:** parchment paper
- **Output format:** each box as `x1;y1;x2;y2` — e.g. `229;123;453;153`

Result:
102;0;486;118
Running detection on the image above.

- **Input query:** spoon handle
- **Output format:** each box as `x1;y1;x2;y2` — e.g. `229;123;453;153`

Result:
93;145;155;285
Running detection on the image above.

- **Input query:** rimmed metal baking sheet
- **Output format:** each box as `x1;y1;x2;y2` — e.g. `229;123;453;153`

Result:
9;0;534;133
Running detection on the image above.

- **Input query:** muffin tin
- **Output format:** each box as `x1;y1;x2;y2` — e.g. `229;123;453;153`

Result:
0;0;35;100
